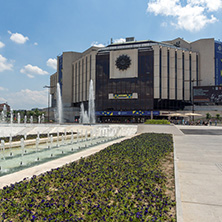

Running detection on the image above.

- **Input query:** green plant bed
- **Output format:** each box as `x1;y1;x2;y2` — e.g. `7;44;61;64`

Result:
0;133;176;221
145;119;170;125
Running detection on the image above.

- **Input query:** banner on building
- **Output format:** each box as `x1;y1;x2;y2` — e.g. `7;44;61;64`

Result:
193;86;222;104
215;41;222;85
96;111;160;116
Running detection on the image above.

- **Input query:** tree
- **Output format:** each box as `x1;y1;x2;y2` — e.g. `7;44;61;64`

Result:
216;114;220;120
206;113;211;119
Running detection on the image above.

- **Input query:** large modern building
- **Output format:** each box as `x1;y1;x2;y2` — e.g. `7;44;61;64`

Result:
50;37;222;122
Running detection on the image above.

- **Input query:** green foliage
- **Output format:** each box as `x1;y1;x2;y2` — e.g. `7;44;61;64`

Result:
216;114;220;120
0;134;175;221
206;113;211;119
145;119;170;125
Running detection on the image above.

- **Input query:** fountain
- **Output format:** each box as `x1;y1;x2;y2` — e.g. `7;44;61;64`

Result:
30;116;33;124
0;124;132;178
1;140;5;160
17;113;21;124
10;109;13;124
80;79;96;124
1;105;7;123
57;82;63;124
41;114;45;123
38;115;41;124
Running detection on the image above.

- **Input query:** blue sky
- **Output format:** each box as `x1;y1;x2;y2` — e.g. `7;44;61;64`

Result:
0;0;222;110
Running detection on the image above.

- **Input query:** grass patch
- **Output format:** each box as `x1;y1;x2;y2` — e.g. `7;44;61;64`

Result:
145;119;170;125
0;133;176;221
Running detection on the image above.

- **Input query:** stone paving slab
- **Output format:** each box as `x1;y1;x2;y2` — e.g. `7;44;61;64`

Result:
174;134;222;222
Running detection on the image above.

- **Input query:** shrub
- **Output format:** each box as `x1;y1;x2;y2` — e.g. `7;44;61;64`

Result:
206;113;211;119
145;119;170;125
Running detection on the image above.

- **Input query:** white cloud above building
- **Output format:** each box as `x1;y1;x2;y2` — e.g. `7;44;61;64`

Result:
0;41;5;48
20;64;49;78
0;54;13;72
147;0;222;31
0;86;8;91
91;41;105;47
47;58;57;70
8;31;29;44
6;89;47;109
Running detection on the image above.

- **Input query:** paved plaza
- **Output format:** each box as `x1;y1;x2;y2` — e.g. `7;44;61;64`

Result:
1;124;222;221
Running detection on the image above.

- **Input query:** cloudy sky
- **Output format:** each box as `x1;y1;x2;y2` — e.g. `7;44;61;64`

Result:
0;0;222;110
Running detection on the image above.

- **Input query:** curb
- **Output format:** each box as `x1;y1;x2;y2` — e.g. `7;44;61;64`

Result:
173;135;183;222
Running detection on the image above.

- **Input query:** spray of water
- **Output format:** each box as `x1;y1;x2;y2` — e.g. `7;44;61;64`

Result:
80;79;96;124
57;83;63;124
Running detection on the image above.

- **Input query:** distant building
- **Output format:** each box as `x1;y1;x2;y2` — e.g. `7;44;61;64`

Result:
0;103;10;112
50;37;222;122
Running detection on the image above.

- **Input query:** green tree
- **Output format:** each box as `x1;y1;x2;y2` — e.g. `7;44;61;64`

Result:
216;114;220;120
206;113;211;119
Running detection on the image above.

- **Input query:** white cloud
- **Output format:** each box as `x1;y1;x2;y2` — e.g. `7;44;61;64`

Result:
161;21;168;27
0;96;7;103
188;0;222;12
91;41;105;47
147;0;221;31
0;86;8;91
0;41;5;48
34;42;38;46
6;89;48;109
20;64;49;78
0;54;13;72
9;31;29;44
47;58;57;70
113;38;126;44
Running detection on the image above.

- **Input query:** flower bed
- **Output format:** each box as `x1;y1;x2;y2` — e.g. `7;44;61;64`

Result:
0;133;176;221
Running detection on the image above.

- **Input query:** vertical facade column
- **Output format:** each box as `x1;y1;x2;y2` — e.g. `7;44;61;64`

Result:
82;59;85;102
169;48;175;100
161;47;168;99
184;51;190;101
85;56;88;101
191;52;197;86
177;50;183;100
75;63;77;103
152;45;160;99
196;54;199;86
78;61;81;103
86;56;90;101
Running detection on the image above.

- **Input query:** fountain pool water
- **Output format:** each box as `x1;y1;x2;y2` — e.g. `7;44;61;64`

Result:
0;127;123;177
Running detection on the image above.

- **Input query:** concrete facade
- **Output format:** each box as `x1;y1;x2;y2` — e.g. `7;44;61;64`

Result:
110;49;138;79
72;47;99;104
49;37;221;122
165;38;216;86
59;52;82;107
